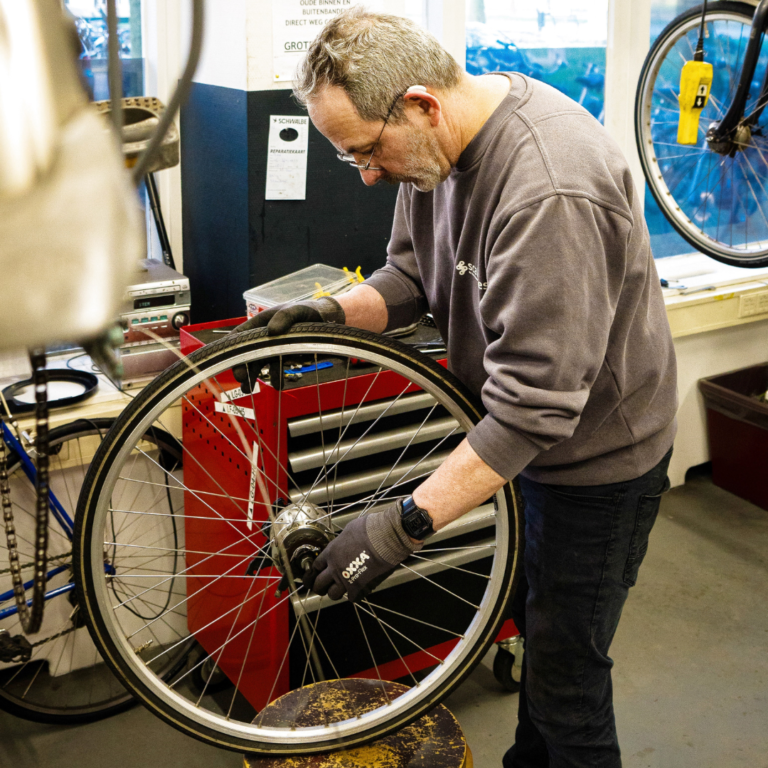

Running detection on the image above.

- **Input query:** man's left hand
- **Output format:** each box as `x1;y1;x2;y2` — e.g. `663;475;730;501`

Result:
304;502;421;603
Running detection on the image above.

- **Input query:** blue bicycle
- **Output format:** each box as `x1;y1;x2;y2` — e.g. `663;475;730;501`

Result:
0;415;187;723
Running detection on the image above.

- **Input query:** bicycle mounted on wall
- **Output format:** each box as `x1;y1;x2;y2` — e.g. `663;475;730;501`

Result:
636;0;768;268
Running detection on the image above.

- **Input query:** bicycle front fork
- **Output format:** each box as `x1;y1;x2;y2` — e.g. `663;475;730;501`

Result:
707;0;768;154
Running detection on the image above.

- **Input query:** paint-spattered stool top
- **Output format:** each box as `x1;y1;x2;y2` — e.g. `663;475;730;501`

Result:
243;678;472;768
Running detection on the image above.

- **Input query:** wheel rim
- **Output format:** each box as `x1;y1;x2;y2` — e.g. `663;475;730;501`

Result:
0;425;132;719
638;8;768;263
78;331;518;750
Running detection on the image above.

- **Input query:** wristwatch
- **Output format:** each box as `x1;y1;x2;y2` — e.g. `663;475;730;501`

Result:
399;496;435;540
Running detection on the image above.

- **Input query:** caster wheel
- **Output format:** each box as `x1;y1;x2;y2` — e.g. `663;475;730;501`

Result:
493;647;521;693
191;655;233;694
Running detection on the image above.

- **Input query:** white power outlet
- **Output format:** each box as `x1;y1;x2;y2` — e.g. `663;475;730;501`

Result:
739;291;768;318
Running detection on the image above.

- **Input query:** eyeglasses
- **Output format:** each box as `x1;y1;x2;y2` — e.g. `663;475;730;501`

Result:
336;91;405;172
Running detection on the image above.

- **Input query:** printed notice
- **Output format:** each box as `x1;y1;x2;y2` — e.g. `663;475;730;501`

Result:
272;0;382;82
265;115;309;201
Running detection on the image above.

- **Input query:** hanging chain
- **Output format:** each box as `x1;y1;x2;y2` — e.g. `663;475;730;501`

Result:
1;350;50;635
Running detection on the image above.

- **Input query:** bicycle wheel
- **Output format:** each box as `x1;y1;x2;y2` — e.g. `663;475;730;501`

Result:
635;2;768;267
74;324;522;755
0;418;187;723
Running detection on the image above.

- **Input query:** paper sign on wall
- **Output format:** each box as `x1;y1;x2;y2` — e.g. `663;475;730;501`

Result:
272;0;382;82
265;115;309;200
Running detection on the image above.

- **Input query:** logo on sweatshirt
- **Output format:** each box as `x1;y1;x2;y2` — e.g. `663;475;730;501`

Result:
342;551;370;583
456;261;487;291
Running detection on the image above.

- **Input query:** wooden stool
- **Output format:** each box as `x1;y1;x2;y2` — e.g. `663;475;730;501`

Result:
243;679;472;768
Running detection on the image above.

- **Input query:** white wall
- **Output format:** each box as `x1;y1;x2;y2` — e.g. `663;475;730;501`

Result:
605;0;651;207
144;0;184;270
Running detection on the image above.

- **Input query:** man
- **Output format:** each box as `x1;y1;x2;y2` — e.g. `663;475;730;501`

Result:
237;8;677;767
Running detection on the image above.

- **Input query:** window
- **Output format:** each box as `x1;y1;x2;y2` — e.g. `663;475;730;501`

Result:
65;0;144;99
466;1;608;123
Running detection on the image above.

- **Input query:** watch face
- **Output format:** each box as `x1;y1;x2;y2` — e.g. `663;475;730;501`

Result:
402;507;434;538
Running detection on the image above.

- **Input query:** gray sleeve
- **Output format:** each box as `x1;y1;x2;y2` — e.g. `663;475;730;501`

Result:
466;194;631;480
364;187;428;331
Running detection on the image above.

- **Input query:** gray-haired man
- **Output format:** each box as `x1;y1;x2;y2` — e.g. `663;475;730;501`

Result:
237;8;677;767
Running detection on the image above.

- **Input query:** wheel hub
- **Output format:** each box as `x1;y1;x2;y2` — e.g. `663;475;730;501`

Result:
706;121;752;156
269;501;333;579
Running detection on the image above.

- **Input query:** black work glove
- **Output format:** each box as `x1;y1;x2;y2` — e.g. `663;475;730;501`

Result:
232;297;345;336
304;502;422;604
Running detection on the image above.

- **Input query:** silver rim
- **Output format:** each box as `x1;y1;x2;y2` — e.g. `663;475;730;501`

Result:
82;338;515;747
638;8;768;262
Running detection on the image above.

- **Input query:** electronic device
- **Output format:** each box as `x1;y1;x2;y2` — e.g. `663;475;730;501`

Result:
400;496;436;540
120;259;191;347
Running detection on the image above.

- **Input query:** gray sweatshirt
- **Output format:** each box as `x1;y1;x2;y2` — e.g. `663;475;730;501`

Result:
364;74;677;485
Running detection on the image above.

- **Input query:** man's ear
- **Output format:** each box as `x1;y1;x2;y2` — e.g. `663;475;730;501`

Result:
403;86;441;127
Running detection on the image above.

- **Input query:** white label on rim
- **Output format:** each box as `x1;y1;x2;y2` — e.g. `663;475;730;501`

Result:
214;401;255;420
247;441;259;531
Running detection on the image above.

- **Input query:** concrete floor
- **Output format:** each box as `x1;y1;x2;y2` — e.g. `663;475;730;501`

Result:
1;467;766;768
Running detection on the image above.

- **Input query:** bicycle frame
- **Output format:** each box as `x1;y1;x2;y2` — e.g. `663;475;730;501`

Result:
0;420;76;621
708;0;768;144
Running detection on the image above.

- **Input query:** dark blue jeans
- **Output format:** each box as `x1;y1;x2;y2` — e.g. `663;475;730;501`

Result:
503;449;672;768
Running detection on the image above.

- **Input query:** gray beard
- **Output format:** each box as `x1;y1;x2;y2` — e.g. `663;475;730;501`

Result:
381;126;446;192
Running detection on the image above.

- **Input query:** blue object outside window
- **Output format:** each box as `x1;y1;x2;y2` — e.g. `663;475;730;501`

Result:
65;0;144;99
466;3;608;123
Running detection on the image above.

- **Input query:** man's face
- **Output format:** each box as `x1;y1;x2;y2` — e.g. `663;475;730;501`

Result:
308;86;447;192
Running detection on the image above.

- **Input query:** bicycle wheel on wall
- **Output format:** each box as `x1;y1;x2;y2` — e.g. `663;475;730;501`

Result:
0;418;187;724
635;2;768;267
73;324;522;755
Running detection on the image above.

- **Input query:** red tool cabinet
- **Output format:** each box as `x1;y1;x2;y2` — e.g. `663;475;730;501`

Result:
180;318;517;711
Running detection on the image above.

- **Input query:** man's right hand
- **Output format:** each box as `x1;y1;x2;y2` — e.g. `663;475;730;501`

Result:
232;296;346;336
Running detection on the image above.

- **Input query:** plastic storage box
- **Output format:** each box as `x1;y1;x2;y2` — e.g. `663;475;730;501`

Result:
698;363;768;510
243;264;352;318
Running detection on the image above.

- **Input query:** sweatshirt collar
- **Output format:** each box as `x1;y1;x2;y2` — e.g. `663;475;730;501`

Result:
454;73;529;173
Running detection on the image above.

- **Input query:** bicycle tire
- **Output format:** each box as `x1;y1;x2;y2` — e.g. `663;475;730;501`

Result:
0;418;189;724
73;324;523;754
635;2;768;267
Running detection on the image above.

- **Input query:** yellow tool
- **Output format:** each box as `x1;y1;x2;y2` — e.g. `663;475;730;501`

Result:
312;282;331;298
343;266;365;284
677;60;713;144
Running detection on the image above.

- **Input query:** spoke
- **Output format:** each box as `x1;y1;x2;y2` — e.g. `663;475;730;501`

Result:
106;541;267;559
298;367;400;505
314;353;333;518
360;598;418;687
359;403;440;517
329;358;352;523
352;603;390;703
227;563;273;720
352;600;445;664
115;533;271;618
194;563;262;707
110;508;263;524
408;553;492;579
363;599;465;638
182;393;285;500
165;582;304;688
397;562;480;610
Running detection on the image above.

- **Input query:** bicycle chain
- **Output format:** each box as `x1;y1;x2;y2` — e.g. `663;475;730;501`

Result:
30;624;77;649
1;351;50;635
0;552;72;577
